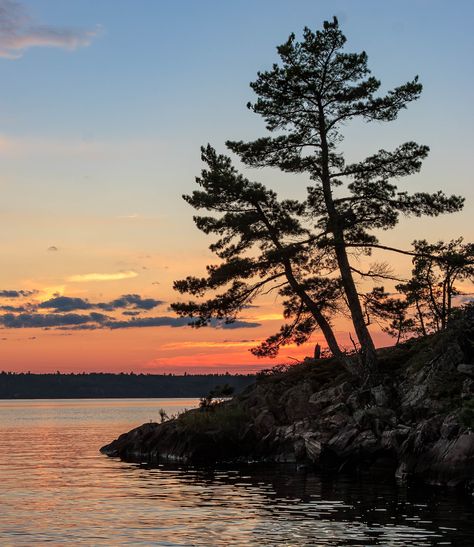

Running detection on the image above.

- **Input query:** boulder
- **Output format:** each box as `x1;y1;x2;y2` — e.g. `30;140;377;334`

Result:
458;364;474;378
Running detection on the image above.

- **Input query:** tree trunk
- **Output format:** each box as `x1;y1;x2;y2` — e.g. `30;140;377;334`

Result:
415;298;427;336
253;200;352;370
332;232;379;376
317;101;378;378
286;268;350;366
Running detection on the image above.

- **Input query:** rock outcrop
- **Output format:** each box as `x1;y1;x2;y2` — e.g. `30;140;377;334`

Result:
101;309;474;489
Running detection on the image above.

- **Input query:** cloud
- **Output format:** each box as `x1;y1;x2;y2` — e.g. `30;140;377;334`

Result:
255;313;283;321
0;304;26;312
38;294;164;312
0;289;261;331
0;312;261;331
67;271;138;282
99;294;164;311
0;0;99;59
0;289;37;298
0;312;109;328
117;214;139;219
212;319;261;329
106;316;191;329
162;340;259;350
104;317;261;330
38;296;92;312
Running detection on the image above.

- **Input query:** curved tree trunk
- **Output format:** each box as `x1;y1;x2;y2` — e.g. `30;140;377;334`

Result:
253;201;352;371
317;102;378;378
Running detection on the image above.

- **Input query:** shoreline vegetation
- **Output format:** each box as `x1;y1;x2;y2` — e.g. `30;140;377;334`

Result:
101;308;474;490
0;373;255;399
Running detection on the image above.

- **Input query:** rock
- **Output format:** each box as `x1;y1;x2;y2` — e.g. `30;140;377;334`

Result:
458;364;474;378
322;411;351;431
462;379;474;399
338;381;354;397
308;386;339;410
353;407;396;430
293;438;306;460
345;388;372;412
327;425;359;456
371;385;390;407
100;309;474;489
280;382;313;421
353;430;379;454
302;433;322;463
254;410;275;435
381;426;411;451
321;401;347;416
440;414;460;440
412;433;474;486
401;381;428;409
409;417;443;453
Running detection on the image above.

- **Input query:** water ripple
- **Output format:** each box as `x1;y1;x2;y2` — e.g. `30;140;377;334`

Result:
0;399;473;546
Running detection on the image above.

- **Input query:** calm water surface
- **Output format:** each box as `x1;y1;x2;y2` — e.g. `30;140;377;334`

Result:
0;398;473;546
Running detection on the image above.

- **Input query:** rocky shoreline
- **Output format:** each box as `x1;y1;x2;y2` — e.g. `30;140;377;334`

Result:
101;312;474;490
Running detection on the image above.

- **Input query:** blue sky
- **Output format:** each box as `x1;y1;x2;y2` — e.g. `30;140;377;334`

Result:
1;0;473;213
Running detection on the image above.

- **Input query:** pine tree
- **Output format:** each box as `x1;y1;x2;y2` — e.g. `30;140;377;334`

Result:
171;146;349;366
397;239;474;332
362;239;474;340
226;17;464;375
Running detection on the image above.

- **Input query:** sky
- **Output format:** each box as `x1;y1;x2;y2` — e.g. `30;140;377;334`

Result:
0;0;473;374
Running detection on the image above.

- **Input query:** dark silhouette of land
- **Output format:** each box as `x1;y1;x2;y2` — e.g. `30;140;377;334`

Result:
0;371;255;399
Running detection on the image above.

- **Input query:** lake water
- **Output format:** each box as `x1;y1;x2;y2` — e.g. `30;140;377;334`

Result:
0;398;473;546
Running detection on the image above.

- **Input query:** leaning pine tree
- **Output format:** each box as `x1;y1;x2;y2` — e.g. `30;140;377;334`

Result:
172;145;350;367
173;18;464;380
225;17;463;375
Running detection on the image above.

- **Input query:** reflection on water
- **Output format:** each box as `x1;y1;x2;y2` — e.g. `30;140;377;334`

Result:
0;399;472;546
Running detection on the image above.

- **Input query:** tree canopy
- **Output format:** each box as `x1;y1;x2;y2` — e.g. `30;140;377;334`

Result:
365;238;474;342
172;17;465;381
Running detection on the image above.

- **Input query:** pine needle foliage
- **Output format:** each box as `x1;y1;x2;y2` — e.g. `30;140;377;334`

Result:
172;18;464;379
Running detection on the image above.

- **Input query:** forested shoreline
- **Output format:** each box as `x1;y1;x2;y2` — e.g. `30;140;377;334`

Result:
0;372;255;399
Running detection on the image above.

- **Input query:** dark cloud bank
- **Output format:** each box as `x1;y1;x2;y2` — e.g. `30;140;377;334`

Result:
0;291;261;331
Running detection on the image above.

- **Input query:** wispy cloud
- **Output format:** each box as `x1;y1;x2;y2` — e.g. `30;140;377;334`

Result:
117;214;140;219
67;271;138;282
254;313;283;321
162;340;259;350
0;0;99;59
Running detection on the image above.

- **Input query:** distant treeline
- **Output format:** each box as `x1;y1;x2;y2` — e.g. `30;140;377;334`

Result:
0;371;256;399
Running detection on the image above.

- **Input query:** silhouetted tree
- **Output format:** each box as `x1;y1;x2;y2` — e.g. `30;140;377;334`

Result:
226;17;463;375
363;239;474;340
173;18;464;381
363;286;414;344
171;146;349;366
397;238;474;333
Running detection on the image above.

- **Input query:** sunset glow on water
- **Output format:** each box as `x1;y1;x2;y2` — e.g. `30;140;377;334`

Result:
0;398;472;546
